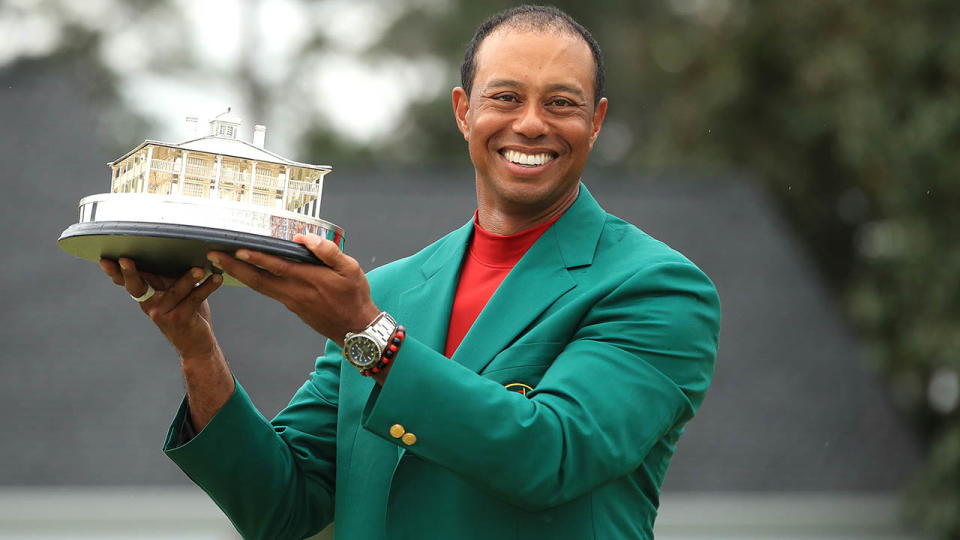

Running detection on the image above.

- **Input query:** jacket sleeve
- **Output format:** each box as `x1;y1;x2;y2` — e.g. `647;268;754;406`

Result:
360;260;720;511
163;344;342;540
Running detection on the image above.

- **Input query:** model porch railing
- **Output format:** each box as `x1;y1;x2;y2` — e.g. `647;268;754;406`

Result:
185;158;215;181
182;182;208;198
254;171;284;190
287;179;321;195
251;192;275;207
219;166;241;185
150;159;177;174
128;154;322;212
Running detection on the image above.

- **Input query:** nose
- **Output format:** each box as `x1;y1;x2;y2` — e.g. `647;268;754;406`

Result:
512;103;548;138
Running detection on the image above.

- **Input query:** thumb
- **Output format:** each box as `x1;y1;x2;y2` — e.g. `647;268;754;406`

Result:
294;234;346;272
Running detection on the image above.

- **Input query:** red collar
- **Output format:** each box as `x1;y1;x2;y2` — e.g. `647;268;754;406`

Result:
469;211;561;268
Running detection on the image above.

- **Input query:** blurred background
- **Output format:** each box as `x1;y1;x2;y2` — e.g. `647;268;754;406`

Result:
1;0;957;538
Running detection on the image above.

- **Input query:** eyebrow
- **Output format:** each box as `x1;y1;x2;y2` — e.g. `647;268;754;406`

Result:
483;79;587;100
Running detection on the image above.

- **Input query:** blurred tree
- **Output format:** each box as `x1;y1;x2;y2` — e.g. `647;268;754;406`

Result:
0;0;198;152
341;0;960;536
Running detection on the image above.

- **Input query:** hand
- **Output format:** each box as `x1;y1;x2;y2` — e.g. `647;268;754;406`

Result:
99;258;224;360
206;234;380;347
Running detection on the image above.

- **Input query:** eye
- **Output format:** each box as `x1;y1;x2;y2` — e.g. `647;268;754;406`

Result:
547;98;574;107
493;94;519;103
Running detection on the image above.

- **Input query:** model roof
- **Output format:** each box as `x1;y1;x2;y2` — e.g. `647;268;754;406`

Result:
108;135;331;171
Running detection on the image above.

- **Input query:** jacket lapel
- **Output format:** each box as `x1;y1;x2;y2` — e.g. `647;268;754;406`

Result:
451;184;606;374
388;185;605;465
389;221;471;462
395;219;473;352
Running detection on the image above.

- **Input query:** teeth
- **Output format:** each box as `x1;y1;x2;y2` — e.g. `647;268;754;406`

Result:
503;149;554;166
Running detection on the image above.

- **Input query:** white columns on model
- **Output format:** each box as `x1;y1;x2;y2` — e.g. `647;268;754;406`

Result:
281;166;291;209
178;150;188;196
247;161;257;204
212;155;222;198
142;146;153;194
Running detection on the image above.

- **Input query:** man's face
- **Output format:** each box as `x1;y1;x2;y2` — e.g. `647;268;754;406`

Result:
453;29;607;218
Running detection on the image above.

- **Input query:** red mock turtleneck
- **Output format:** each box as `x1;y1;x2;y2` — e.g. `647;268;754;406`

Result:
444;212;561;358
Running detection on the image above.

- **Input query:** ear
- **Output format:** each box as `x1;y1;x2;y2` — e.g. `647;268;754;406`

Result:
588;97;608;150
452;87;471;141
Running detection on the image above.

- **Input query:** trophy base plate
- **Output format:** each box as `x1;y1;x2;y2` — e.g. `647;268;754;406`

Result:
58;221;326;287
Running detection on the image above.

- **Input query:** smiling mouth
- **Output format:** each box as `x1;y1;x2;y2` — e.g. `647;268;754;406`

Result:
500;149;557;167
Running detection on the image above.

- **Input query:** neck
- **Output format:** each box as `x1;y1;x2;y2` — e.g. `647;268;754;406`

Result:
476;184;579;235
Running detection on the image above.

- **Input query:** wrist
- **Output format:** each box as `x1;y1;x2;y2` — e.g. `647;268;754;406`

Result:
333;304;382;348
178;342;224;367
347;303;383;334
342;312;404;374
358;325;405;377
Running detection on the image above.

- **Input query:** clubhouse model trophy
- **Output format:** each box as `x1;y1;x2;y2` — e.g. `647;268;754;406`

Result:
58;108;344;286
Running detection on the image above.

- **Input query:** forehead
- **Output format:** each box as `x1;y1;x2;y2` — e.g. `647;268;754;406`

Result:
473;29;595;95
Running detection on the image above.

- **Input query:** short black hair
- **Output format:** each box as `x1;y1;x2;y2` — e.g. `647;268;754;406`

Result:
460;5;605;105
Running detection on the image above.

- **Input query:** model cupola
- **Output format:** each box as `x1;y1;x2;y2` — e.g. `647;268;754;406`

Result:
209;107;242;139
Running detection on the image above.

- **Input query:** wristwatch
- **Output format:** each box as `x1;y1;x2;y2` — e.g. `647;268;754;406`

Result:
343;312;398;371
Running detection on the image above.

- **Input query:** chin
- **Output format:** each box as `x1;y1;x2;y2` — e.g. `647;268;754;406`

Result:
489;179;573;210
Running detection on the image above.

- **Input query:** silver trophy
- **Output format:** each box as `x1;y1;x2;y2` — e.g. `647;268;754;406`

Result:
58;108;344;286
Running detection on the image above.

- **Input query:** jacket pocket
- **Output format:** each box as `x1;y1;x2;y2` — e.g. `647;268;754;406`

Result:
481;342;564;388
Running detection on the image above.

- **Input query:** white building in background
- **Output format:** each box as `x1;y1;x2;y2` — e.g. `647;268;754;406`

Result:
108;108;330;219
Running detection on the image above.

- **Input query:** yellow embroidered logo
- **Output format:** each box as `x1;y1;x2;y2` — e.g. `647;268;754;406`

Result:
505;382;534;396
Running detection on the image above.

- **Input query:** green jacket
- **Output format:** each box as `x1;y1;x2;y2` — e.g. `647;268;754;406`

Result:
164;185;721;539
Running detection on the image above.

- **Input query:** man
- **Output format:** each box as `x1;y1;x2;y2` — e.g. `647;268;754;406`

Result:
100;6;719;539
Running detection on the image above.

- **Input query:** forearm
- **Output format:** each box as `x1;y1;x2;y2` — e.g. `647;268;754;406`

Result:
165;346;344;538
164;377;337;539
98;257;232;430
180;343;235;431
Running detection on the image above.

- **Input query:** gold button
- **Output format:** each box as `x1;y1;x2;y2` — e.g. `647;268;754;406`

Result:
401;432;417;446
389;424;405;438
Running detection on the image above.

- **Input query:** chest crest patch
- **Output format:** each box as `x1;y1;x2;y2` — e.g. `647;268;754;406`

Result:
505;382;534;397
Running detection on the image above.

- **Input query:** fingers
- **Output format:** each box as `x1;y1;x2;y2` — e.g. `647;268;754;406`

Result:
181;273;223;315
294;234;361;277
141;271;177;291
100;259;218;311
117;258;152;298
207;251;280;294
233;248;295;278
147;267;209;315
294;234;341;268
99;259;125;286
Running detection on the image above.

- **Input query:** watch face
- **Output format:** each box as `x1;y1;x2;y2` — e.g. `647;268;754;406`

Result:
346;337;380;368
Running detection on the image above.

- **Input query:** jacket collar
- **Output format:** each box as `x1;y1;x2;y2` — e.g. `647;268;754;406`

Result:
550;183;606;269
